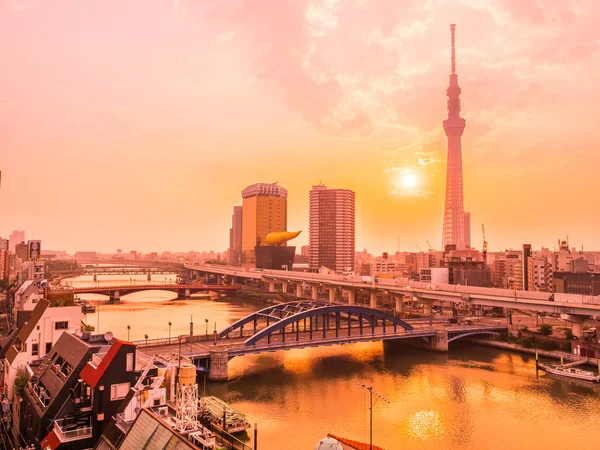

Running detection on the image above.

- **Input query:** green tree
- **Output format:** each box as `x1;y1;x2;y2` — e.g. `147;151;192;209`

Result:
565;328;574;340
14;367;30;398
540;324;553;336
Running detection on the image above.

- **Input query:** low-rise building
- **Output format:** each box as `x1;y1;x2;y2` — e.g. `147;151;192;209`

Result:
419;268;450;284
22;333;137;449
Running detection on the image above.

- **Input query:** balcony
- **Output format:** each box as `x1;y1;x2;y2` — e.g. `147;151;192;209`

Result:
53;417;93;442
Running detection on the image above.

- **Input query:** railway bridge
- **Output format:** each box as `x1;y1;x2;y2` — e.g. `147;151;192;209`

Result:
136;300;507;380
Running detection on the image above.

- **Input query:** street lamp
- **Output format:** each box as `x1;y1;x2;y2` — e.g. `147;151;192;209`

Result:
205;319;209;338
127;325;130;341
145;334;148;346
357;382;390;450
168;322;172;342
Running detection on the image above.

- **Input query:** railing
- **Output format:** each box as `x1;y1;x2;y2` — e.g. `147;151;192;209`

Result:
187;264;600;307
53;418;92;442
211;424;254;450
133;334;215;348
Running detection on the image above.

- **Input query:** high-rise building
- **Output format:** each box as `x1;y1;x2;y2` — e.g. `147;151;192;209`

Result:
229;206;243;266
463;212;471;249
522;244;532;290
441;24;469;250
309;185;355;273
9;230;25;253
241;183;288;266
0;238;9;281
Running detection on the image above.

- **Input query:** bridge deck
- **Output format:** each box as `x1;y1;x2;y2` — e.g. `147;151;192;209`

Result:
187;263;600;316
138;324;506;360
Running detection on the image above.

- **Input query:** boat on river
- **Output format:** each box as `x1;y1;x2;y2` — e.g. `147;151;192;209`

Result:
538;363;600;383
200;396;251;434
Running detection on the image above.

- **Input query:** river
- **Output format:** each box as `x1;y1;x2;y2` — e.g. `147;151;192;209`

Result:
69;274;600;449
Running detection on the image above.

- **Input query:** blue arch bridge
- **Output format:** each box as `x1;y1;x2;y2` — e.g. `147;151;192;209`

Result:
135;301;507;381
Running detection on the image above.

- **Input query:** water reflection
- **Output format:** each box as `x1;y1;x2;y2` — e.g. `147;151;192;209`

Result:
67;274;600;449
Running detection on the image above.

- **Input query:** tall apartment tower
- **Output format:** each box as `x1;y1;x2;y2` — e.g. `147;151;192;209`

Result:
442;24;470;250
309;185;355;273
228;206;243;266
241;183;287;266
0;238;9;281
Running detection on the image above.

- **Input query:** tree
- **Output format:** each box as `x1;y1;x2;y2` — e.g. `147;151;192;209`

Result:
540;324;553;336
565;328;574;340
14;367;30;398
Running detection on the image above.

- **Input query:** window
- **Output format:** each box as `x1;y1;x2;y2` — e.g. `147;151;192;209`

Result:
126;352;134;372
32;343;39;356
55;321;68;330
110;382;130;401
45;343;52;354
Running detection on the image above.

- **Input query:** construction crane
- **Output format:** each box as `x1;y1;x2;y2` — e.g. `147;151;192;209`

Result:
482;224;488;263
426;241;433;250
416;244;422;251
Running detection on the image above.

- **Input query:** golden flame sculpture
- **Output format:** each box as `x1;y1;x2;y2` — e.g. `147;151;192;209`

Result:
265;230;302;246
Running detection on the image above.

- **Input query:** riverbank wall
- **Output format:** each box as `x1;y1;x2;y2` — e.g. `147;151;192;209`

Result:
470;338;600;368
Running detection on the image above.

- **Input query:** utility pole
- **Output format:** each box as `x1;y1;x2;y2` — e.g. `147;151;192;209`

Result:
357;382;390;450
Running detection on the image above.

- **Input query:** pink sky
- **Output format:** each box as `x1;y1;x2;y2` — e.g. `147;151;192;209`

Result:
2;0;600;254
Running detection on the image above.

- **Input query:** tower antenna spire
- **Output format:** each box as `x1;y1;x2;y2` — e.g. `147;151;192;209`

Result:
450;23;456;74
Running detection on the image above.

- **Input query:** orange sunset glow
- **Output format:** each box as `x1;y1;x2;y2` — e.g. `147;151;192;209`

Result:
2;0;600;254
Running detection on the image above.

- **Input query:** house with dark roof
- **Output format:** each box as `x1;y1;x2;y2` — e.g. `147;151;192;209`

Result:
95;408;204;450
18;332;137;449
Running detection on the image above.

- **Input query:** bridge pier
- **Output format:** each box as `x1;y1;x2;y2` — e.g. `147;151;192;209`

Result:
296;283;303;298
347;289;356;306
109;291;120;305
422;299;434;317
208;349;229;381
147;272;152;281
328;287;336;303
394;295;403;316
93;273;97;282
282;281;288;294
311;285;318;300
369;291;377;309
430;329;449;352
560;313;588;338
268;281;276;293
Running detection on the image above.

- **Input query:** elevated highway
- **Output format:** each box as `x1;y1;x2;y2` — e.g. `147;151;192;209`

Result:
186;263;600;337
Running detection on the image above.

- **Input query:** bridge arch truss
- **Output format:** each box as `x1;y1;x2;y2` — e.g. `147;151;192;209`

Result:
219;300;414;347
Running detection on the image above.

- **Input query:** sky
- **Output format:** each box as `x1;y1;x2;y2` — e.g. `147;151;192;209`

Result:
2;0;600;255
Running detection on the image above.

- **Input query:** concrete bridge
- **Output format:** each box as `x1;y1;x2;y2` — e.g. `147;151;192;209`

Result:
186;263;600;338
69;283;241;303
137;300;507;381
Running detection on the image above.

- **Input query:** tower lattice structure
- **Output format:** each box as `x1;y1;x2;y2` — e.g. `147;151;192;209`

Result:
176;382;199;433
442;24;468;250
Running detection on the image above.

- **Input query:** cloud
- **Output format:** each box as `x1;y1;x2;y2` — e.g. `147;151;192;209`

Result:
418;157;437;166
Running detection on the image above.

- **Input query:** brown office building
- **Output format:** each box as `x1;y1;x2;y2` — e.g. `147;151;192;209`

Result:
241;183;288;266
309;185;355;273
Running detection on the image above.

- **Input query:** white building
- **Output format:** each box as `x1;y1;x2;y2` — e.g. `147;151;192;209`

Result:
420;268;450;284
4;298;82;400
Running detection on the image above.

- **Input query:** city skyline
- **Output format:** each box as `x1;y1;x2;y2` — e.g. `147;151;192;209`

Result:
3;1;600;254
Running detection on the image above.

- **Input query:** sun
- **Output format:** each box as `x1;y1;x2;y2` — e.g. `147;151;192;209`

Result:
401;172;418;189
